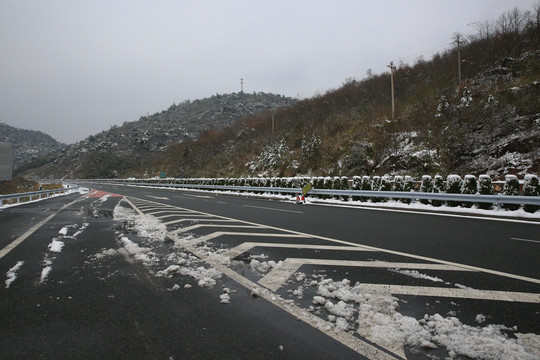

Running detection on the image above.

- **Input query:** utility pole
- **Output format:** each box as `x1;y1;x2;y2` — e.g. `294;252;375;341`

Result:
455;33;462;83
387;61;396;120
240;78;244;93
272;114;275;137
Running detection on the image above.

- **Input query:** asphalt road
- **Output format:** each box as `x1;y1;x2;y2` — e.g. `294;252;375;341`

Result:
93;183;540;280
1;184;539;360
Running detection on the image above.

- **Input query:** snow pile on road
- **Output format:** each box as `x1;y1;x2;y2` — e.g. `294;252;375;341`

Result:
5;261;24;288
113;204;166;242
118;235;158;266
112;201;223;288
155;261;222;288
48;238;65;253
307;278;538;359
108;200;538;359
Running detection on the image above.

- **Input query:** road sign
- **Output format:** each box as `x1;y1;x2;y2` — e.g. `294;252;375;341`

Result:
302;182;312;195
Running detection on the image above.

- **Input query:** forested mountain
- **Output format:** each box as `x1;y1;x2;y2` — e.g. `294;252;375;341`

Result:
19;92;296;178
0;123;64;169
18;5;540;181
147;6;540;180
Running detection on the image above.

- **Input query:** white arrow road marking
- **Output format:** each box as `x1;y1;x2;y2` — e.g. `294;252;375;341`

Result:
259;258;474;291
223;242;376;260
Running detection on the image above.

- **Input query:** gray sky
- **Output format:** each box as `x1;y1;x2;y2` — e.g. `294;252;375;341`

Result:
0;0;535;144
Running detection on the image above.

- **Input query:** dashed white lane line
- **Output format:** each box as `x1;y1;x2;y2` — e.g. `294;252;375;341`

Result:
243;204;303;214
0;196;83;260
511;237;540;244
259;258;474;291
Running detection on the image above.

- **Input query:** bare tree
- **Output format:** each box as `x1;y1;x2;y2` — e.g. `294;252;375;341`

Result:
507;7;525;34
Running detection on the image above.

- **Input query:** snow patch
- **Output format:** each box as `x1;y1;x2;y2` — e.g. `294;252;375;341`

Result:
48;238;65;253
5;261;24;288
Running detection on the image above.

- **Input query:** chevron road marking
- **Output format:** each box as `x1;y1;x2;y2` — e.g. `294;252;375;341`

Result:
174;224;264;234
165;231;400;360
359;284;540;303
178;231;310;246
123;195;540;360
258;258;474;291
164;218;236;225
222;242;376;260
146;210;192;216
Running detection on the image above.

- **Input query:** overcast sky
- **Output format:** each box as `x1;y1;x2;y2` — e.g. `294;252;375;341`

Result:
0;0;535;144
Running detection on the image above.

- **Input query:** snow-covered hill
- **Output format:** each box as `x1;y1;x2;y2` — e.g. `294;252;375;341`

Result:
0;123;65;169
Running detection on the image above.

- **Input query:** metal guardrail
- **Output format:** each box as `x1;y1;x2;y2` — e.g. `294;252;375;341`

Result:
90;180;540;208
0;186;80;206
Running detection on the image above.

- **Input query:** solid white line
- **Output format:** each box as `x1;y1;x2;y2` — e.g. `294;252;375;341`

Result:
360;284;540;303
243;205;303;214
511;237;540;244
0;196;83;260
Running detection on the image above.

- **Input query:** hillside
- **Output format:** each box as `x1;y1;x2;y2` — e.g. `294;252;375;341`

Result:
18;5;540;181
0;123;65;169
21;92;296;178
147;7;540;180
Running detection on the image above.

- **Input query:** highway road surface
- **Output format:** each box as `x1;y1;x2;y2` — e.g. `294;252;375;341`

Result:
1;183;539;360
